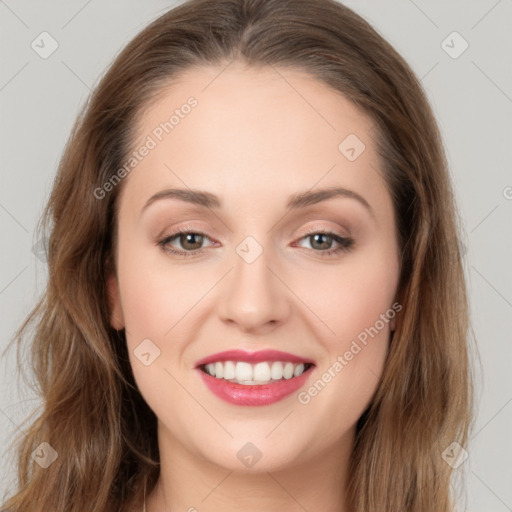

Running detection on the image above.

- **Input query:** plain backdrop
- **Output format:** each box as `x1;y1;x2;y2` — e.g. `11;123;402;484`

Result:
1;1;511;510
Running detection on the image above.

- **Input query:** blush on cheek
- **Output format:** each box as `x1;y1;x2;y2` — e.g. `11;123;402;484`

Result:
306;272;396;346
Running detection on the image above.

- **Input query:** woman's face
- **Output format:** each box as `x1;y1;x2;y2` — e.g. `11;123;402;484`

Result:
108;62;400;472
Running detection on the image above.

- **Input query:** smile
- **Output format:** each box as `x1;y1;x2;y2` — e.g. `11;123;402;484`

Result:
194;349;316;406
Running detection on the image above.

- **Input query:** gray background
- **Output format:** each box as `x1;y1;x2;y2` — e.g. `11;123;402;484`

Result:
1;0;511;510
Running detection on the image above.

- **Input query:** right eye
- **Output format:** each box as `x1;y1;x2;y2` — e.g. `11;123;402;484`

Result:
158;229;216;257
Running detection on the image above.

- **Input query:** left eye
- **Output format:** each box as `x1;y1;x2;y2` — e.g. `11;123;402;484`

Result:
296;232;352;252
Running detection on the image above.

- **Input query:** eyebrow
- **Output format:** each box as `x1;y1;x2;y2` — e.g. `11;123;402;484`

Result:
141;186;374;217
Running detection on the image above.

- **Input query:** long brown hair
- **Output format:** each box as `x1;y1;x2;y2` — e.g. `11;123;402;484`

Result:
2;0;476;510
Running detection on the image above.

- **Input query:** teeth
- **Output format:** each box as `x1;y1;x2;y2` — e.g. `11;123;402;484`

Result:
293;363;305;377
214;362;223;379
283;362;294;379
253;362;271;381
235;361;253;381
202;360;310;384
270;361;283;380
223;360;236;379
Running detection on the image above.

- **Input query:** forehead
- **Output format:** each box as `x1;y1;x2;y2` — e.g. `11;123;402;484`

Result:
134;62;376;149
118;62;384;216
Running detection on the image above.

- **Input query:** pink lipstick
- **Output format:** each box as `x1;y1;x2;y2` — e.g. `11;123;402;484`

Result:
194;349;315;406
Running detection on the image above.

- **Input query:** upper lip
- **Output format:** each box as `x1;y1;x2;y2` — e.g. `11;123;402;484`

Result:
194;349;315;368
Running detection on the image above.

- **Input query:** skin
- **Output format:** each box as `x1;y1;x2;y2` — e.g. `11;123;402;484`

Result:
107;61;401;512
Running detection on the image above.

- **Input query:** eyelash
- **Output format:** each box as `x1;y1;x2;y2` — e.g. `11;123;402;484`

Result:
157;226;354;259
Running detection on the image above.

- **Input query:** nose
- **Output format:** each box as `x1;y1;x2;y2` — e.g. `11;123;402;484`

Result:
217;240;291;334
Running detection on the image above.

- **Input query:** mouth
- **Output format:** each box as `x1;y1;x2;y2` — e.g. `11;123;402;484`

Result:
194;349;316;406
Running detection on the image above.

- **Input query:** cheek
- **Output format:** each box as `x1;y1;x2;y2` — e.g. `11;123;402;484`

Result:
293;257;398;446
292;243;399;411
296;247;399;346
116;234;200;338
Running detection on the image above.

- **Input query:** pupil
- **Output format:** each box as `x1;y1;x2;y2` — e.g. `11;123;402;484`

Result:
183;233;202;250
312;233;331;250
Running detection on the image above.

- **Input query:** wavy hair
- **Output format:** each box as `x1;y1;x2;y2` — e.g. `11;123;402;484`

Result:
2;0;476;510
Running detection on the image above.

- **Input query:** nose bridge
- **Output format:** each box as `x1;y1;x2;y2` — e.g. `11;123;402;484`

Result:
218;233;290;330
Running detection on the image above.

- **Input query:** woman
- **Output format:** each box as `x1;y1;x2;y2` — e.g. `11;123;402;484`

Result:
2;0;475;510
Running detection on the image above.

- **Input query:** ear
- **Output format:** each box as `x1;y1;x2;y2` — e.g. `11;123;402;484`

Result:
107;272;125;330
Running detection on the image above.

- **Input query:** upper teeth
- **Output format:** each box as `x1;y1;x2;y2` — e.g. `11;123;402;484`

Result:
204;361;308;384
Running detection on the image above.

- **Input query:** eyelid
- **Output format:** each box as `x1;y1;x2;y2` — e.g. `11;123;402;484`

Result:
157;222;214;239
295;223;350;238
158;225;217;245
158;222;349;243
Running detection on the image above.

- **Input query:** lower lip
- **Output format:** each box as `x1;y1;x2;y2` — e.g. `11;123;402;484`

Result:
197;366;314;406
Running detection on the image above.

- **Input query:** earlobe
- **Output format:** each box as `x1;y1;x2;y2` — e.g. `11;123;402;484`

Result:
107;273;125;330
